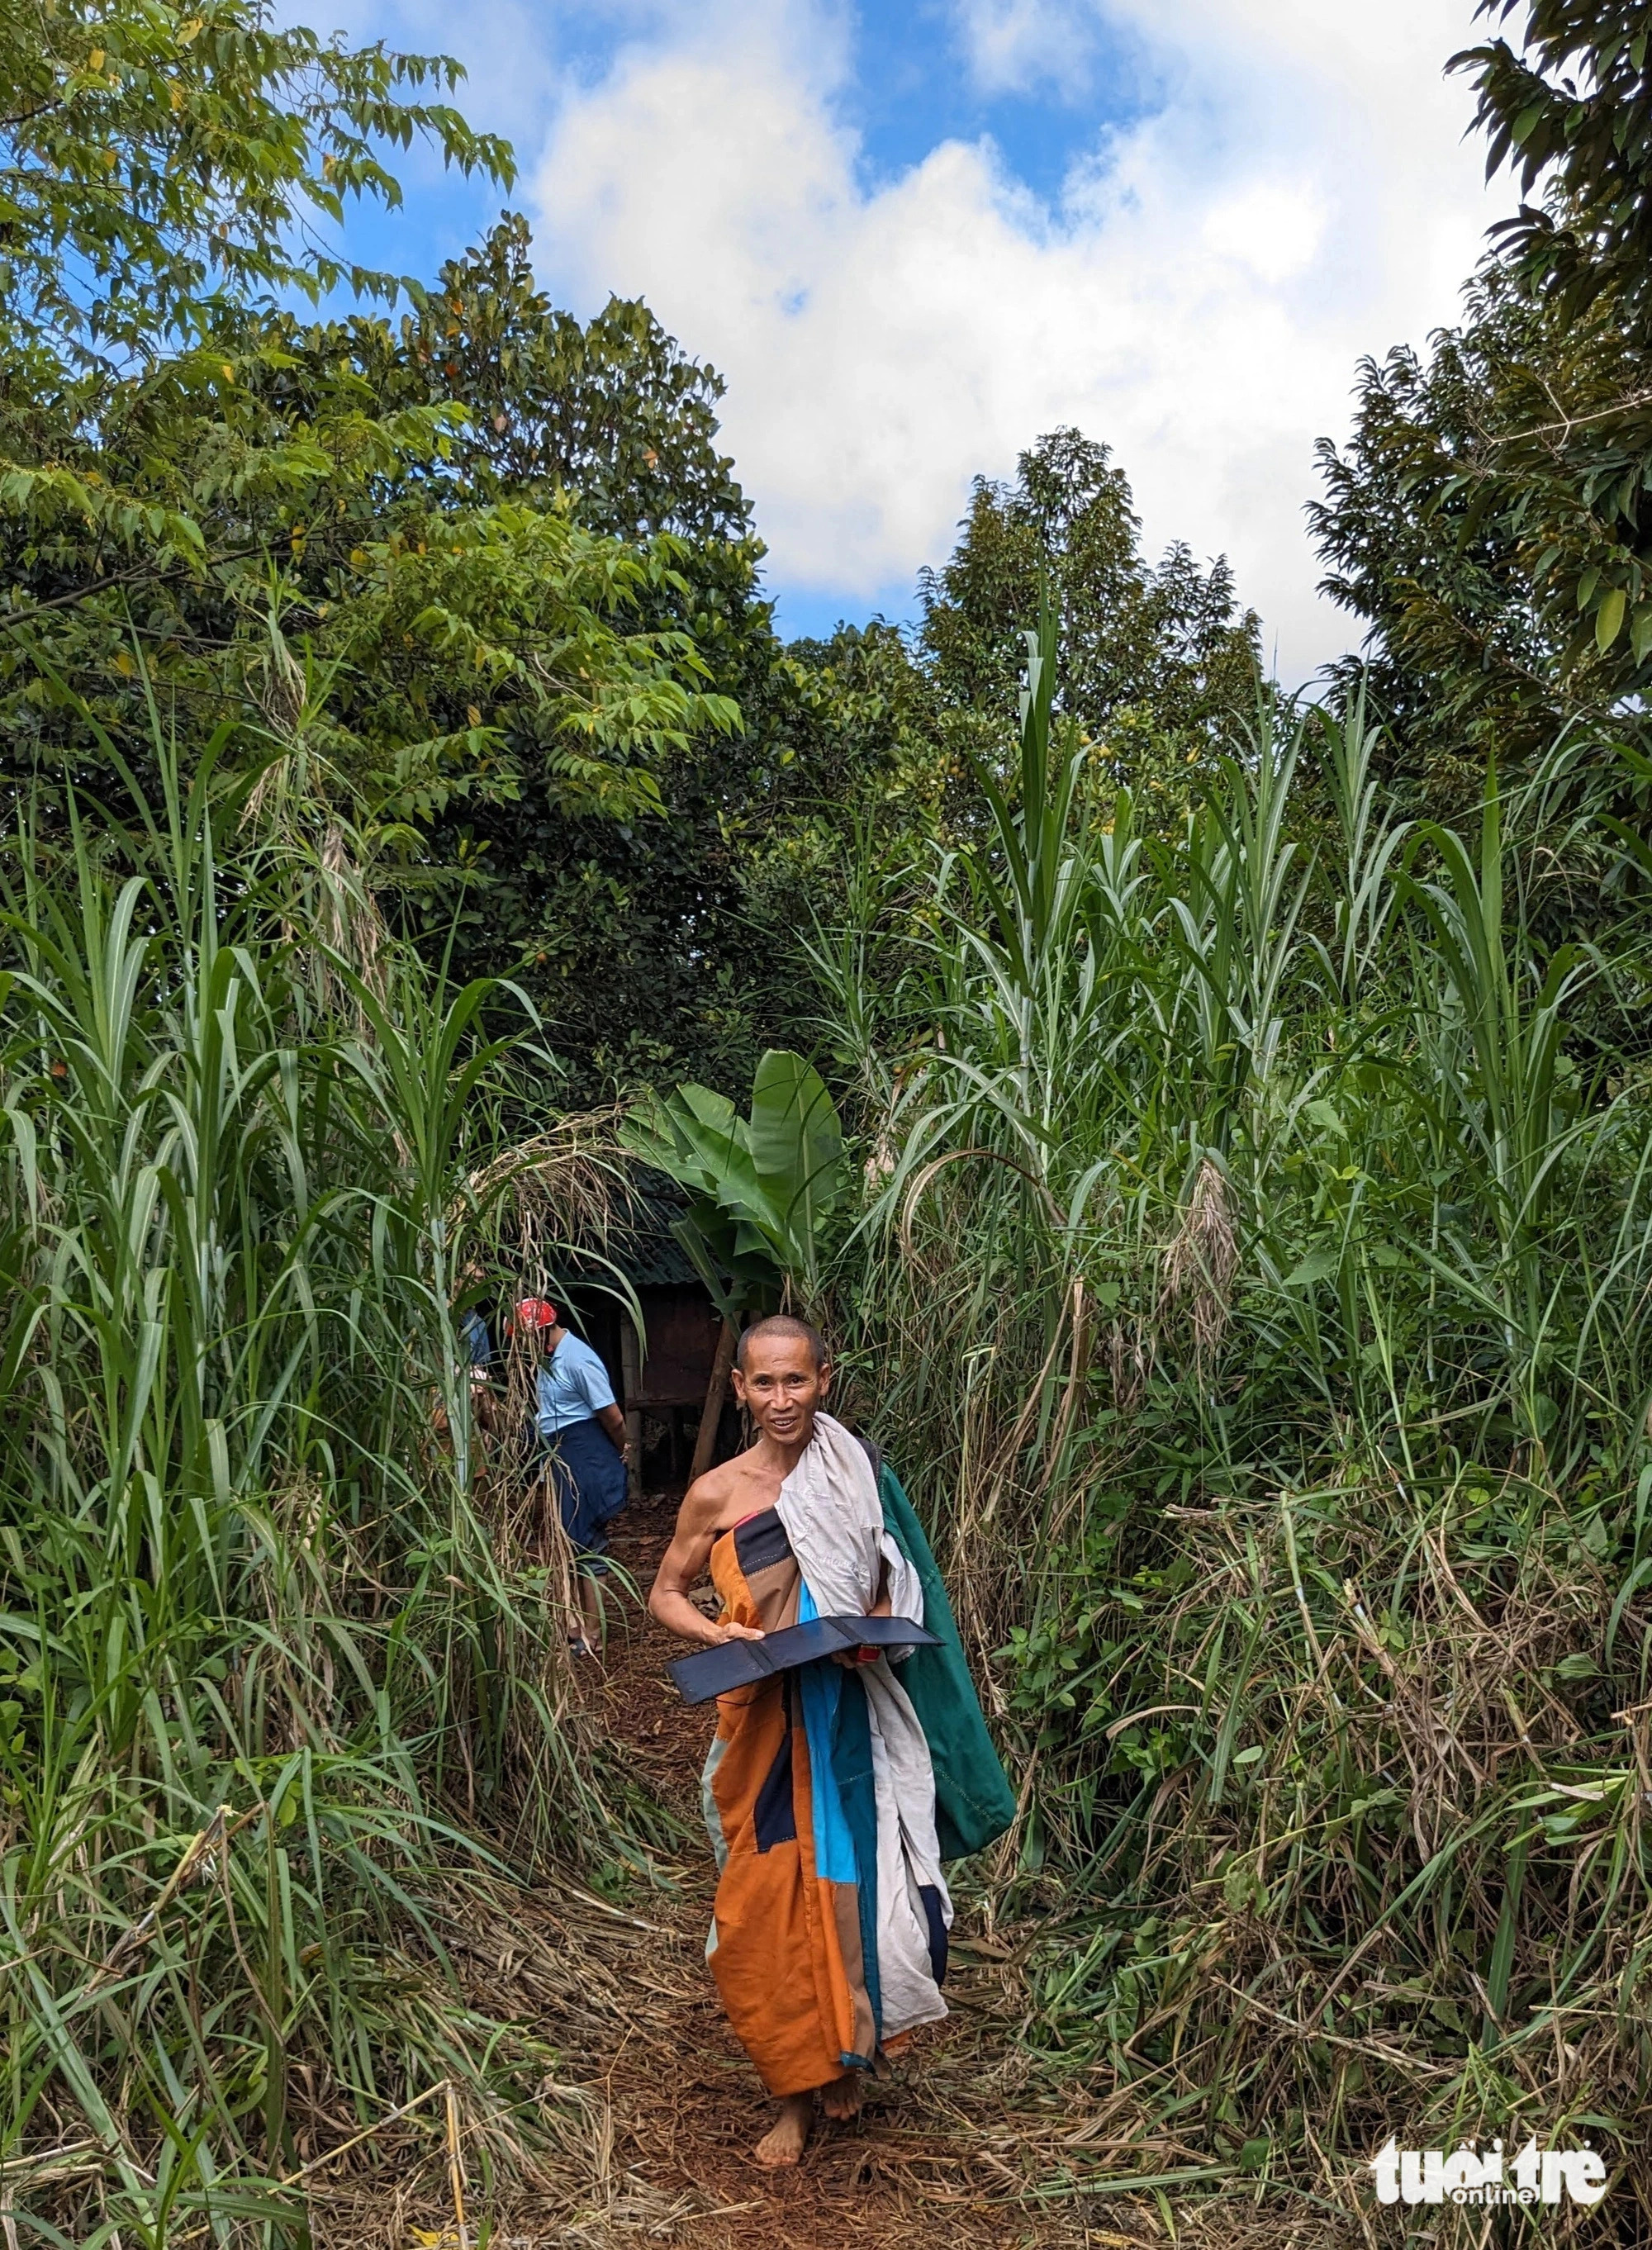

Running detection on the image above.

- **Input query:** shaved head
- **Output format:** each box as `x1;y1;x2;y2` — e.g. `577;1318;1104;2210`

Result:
737;1314;828;1372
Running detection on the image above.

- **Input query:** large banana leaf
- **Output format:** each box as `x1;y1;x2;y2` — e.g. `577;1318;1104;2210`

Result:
622;1048;846;1314
750;1050;844;1290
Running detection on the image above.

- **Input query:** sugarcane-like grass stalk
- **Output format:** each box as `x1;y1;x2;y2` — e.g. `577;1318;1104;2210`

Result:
820;654;1652;2226
0;730;636;2243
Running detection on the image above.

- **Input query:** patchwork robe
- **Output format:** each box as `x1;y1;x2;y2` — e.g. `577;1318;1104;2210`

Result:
700;1419;1016;2096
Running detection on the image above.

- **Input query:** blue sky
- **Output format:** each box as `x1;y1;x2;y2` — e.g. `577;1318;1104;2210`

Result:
847;2;1156;204
300;0;1505;674
328;2;1161;230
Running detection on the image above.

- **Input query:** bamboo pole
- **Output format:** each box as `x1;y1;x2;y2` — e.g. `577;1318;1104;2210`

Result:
619;1315;643;1502
688;1317;738;1485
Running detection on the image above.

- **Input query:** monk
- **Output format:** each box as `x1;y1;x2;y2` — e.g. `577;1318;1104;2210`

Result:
648;1315;1015;2167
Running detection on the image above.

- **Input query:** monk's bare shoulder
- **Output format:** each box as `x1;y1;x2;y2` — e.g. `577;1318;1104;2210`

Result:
676;1448;778;1539
676;1460;741;1535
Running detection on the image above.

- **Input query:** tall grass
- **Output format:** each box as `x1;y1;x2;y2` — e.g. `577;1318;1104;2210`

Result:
0;729;629;2244
819;613;1652;2224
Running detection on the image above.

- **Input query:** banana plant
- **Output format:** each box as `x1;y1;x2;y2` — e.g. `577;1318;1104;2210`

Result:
623;1048;847;1321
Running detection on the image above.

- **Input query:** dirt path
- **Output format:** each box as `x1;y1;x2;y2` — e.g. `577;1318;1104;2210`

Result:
309;1493;1345;2248
574;1493;1085;2249
496;1493;1320;2250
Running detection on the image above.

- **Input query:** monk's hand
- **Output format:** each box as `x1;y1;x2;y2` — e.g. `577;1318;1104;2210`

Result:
709;1621;766;1646
837;1582;895;1663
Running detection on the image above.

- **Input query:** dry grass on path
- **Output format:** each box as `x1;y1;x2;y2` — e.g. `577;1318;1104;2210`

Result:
306;1496;1359;2250
477;1500;1357;2250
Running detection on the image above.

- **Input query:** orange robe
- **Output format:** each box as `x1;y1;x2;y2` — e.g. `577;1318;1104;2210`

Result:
702;1505;887;2093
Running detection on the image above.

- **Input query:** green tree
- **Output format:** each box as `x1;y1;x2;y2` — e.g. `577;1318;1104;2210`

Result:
917;427;1262;775
0;302;739;840
1308;275;1583;804
1;0;510;378
382;213;752;544
0;14;770;1107
316;220;806;1094
0;0;510;586
311;227;908;1109
1313;0;1652;798
1461;0;1652;324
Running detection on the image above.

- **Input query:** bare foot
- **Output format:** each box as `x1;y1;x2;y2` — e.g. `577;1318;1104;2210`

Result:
754;2093;813;2167
820;2070;862;2119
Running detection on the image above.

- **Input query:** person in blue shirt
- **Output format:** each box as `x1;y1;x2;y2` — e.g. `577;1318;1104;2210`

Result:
458;1305;493;1422
460;1307;491;1372
510;1298;631;1654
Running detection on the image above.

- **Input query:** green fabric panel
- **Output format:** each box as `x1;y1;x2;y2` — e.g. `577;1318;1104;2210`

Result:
878;1462;1018;1862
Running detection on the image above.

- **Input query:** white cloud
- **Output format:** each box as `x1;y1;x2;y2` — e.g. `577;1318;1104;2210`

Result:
948;0;1113;94
525;0;1508;681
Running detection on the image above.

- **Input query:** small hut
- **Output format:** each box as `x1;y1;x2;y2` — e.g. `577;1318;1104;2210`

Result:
561;1185;735;1498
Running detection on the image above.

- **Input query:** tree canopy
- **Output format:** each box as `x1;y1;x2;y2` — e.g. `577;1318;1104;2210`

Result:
2;2;1270;1116
919;427;1262;767
1;0;510;377
1314;0;1652;800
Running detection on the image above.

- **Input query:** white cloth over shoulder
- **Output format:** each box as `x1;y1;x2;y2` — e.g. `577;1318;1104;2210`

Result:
776;1412;951;2040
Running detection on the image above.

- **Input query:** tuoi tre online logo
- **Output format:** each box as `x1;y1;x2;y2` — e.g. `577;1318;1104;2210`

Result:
1370;2136;1610;2208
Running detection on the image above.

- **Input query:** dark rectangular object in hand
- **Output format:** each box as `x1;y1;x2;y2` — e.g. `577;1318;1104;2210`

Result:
667;1614;938;1705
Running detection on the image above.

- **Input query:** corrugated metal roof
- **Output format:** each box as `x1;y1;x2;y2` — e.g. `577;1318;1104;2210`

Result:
560;1175;709;1293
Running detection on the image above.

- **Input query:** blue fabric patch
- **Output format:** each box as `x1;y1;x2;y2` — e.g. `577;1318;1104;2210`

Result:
795;1582;857;1884
534;1332;617;1436
832;1664;881;2042
796;1583;883;2039
460;1309;491;1368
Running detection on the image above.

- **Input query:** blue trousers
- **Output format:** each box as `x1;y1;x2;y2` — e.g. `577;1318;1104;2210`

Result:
544;1415;628;1570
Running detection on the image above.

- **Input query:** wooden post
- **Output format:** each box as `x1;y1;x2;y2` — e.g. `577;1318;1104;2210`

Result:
689;1317;739;1486
620;1315;643;1502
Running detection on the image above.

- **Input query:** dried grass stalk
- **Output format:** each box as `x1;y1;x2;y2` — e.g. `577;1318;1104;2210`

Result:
1161;1156;1238;1366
